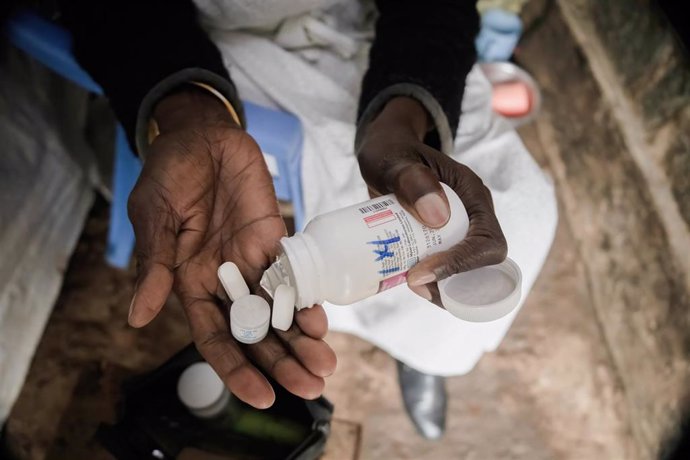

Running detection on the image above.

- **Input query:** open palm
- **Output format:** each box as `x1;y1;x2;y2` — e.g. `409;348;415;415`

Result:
128;114;335;408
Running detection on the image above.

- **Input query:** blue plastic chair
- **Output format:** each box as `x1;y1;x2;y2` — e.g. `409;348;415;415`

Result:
6;10;304;268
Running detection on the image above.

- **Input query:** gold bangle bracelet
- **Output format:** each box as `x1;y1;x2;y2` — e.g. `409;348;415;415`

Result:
189;81;242;127
146;80;243;146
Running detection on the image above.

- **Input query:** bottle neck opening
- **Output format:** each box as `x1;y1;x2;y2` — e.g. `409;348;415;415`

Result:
280;233;322;309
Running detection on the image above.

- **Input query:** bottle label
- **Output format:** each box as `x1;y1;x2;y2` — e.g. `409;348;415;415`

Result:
358;197;445;293
290;182;468;306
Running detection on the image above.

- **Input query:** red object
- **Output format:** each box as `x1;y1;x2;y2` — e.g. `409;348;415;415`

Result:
364;209;395;228
492;81;532;117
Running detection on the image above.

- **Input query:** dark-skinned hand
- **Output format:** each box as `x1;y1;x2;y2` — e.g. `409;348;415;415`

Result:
127;88;336;409
357;96;508;305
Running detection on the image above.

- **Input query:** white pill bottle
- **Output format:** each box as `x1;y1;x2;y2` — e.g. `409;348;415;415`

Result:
262;183;522;323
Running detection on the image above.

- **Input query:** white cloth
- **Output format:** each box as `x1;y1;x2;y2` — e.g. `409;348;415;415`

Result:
198;0;558;376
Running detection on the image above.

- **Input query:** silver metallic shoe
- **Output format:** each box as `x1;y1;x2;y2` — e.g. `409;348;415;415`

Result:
396;360;447;440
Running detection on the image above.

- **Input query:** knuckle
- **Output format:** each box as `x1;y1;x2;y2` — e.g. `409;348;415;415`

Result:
269;352;291;376
196;329;227;350
356;156;371;178
388;162;432;193
196;330;240;362
457;162;479;180
438;255;470;280
488;237;508;264
471;175;490;196
482;229;508;265
440;232;508;278
357;150;382;184
439;244;478;277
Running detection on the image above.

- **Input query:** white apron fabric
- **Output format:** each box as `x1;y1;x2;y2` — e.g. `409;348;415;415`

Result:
194;0;558;376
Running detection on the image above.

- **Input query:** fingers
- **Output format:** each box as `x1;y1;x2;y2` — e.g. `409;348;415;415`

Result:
128;191;177;328
294;304;329;339
414;153;508;282
244;332;326;401
184;289;334;406
406;210;507;303
185;297;276;409
358;107;508;299
401;147;507;301
274;323;337;378
413;220;507;280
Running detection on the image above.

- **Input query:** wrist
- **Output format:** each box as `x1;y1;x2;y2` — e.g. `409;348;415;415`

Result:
366;96;431;142
153;85;240;134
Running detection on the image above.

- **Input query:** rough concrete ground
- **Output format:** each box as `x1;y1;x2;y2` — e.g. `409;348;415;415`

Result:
4;127;638;459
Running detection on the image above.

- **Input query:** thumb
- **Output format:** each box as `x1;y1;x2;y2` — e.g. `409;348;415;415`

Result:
389;162;450;229
127;195;177;328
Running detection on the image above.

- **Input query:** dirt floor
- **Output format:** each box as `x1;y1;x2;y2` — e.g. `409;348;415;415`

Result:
3;126;639;459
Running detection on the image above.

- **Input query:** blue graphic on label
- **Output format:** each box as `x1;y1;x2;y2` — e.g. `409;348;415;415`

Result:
368;236;401;275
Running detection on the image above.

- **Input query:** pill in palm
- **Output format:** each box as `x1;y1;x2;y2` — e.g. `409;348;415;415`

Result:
218;262;250;301
217;261;269;344
271;284;296;331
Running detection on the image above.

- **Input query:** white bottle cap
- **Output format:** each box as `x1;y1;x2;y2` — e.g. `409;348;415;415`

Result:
271;284;296;331
438;257;522;323
218;262;250;301
177;362;231;418
230;294;271;344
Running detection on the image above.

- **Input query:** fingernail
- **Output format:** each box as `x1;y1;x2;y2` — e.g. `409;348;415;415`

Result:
407;271;436;287
256;398;274;410
409;283;432;301
415;193;449;227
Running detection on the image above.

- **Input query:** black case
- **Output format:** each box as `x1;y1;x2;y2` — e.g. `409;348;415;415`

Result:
96;344;333;460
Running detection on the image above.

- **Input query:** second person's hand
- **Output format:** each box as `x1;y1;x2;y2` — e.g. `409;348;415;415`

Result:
357;96;508;304
127;87;336;408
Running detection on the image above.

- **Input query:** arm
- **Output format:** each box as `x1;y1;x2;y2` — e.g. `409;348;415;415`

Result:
59;0;243;150
357;0;479;154
356;1;507;304
58;0;336;408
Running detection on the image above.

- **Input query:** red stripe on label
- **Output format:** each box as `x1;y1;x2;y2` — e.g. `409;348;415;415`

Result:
364;210;393;223
364;210;395;228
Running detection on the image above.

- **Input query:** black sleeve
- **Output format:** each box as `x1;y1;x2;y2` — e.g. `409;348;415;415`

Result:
58;0;243;152
357;0;479;154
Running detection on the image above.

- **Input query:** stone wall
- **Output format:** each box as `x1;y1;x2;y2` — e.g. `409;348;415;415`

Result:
518;0;690;457
583;0;690;231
